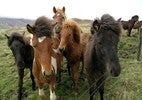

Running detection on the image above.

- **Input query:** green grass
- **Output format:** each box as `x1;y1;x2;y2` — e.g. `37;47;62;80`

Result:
0;28;142;100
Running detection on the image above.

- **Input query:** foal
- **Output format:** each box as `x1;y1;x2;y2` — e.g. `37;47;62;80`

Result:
27;16;61;99
5;32;35;100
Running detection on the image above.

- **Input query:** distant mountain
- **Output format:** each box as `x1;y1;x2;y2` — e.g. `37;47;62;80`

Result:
0;17;93;29
0;17;34;28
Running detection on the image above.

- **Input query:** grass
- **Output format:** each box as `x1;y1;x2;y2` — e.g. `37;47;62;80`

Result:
0;27;142;100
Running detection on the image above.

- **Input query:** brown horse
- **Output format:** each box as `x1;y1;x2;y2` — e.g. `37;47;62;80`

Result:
52;6;88;79
84;14;121;100
56;19;82;95
120;15;139;36
26;16;61;99
52;6;67;82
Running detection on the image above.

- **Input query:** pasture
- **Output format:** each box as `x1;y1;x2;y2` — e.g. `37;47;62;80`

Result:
0;23;142;100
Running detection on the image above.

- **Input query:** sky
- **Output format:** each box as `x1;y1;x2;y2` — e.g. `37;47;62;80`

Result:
0;0;141;20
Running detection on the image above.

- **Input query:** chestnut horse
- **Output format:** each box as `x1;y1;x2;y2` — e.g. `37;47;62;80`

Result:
52;6;67;82
52;6;88;79
84;14;121;100
26;16;61;99
5;32;35;100
120;15;139;36
56;19;82;95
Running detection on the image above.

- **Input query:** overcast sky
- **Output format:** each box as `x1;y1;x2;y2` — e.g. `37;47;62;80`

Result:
0;0;141;20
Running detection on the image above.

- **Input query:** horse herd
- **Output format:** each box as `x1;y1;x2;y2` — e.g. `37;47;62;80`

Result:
4;7;140;100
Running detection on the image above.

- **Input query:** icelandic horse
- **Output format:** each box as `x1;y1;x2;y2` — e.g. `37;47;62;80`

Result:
27;16;61;100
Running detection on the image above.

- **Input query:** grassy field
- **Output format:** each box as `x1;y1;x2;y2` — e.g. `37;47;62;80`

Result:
0;27;142;100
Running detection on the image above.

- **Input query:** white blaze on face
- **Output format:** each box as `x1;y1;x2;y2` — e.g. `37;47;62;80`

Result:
38;36;46;42
51;57;57;75
50;88;56;100
30;34;33;46
39;88;45;96
57;13;60;16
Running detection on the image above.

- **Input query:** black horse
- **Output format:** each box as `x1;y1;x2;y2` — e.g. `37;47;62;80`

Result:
5;32;35;100
121;15;139;36
84;14;121;100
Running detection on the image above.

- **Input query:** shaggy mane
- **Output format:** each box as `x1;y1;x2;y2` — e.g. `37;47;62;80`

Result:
99;14;121;36
62;19;81;33
62;19;81;43
33;16;53;37
7;32;29;46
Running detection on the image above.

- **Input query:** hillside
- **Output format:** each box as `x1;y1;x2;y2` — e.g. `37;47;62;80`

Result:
0;17;34;29
0;17;93;30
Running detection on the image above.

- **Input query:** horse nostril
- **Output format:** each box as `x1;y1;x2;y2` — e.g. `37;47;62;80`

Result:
42;71;46;76
110;69;120;77
42;71;52;77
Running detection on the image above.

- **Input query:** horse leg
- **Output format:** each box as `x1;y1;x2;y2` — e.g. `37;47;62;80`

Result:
127;28;132;37
49;76;56;100
96;76;106;100
67;62;71;76
17;68;24;100
71;62;80;95
56;55;62;83
36;79;46;98
86;73;96;100
30;67;36;90
79;59;84;80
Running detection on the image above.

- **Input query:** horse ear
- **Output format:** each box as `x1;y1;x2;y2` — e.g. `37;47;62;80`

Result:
62;6;65;12
93;19;100;32
5;34;10;39
53;6;57;13
26;24;35;34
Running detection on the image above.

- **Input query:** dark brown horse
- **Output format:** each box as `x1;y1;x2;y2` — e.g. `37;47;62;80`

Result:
26;16;61;99
5;32;35;100
56;19;82;95
84;14;121;100
121;15;139;36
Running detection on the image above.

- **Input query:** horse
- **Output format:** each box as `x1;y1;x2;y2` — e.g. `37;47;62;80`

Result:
26;16;61;99
133;20;142;32
52;6;67;82
84;14;121;100
120;15;139;36
5;32;35;100
56;19;82;95
52;6;66;36
52;6;88;79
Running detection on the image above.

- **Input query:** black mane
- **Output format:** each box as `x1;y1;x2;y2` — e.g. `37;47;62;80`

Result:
7;32;29;47
99;14;121;36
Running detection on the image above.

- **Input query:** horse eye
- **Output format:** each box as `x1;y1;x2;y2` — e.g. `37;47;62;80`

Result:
62;16;64;19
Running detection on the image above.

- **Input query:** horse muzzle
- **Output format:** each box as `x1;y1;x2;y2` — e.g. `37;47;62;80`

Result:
42;69;55;77
107;62;121;77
